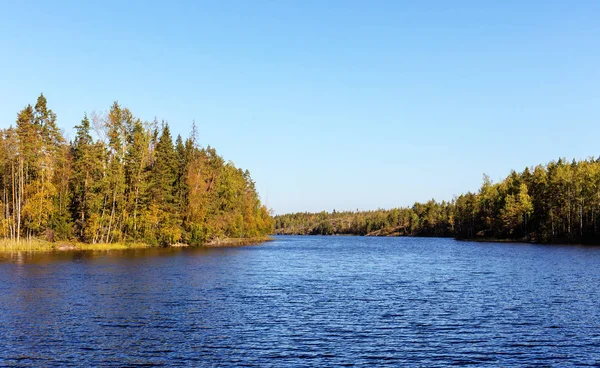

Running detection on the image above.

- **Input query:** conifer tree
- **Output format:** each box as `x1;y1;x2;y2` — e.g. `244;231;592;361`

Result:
0;95;273;245
70;115;104;241
148;124;179;244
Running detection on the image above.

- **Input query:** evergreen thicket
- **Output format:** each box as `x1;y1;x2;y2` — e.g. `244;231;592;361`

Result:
276;159;600;244
0;95;273;245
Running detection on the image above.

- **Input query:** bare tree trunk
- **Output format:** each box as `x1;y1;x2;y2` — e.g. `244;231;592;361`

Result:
11;161;15;240
17;158;22;242
580;197;584;238
106;189;116;244
39;168;44;233
81;170;88;239
94;194;108;244
133;186;139;234
3;186;7;239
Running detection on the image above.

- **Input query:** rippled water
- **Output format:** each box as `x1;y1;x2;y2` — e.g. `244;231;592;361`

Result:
1;236;600;366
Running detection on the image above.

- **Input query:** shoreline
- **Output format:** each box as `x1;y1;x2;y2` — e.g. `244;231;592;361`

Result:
274;233;600;246
0;236;273;253
204;236;273;247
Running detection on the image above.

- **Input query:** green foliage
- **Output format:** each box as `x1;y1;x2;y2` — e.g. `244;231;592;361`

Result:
275;201;454;237
277;159;600;244
452;161;594;242
0;95;273;245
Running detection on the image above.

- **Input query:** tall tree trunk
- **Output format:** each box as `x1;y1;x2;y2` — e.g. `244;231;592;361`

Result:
17;158;22;242
11;161;15;240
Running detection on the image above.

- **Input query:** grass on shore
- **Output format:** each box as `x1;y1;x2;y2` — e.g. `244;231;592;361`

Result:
0;239;154;252
0;236;272;253
74;242;153;251
0;239;56;252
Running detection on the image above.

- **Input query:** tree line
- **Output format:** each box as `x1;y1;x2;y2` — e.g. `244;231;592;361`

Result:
275;158;600;244
0;94;273;245
275;202;454;237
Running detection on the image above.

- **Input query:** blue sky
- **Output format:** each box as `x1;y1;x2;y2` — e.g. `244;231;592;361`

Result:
1;1;599;214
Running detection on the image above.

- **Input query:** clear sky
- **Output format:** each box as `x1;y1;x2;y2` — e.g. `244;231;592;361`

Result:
1;1;599;214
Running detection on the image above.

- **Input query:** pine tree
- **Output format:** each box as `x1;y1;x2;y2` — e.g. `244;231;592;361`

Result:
124;118;151;240
70;115;104;241
148;123;179;244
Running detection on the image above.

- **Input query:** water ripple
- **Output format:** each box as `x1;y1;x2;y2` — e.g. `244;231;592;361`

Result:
1;236;600;366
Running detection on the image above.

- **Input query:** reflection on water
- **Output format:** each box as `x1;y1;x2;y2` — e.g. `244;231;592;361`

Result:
1;236;600;366
0;246;216;264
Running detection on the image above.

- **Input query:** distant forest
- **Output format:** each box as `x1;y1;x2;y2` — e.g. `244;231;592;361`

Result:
0;94;273;245
275;158;600;244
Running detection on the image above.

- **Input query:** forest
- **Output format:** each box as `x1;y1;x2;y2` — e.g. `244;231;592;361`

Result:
275;158;600;244
0;94;273;246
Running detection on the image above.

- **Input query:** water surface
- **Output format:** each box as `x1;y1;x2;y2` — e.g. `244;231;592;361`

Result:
1;236;600;366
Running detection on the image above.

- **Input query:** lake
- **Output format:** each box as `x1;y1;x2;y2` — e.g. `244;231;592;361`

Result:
1;236;600;366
